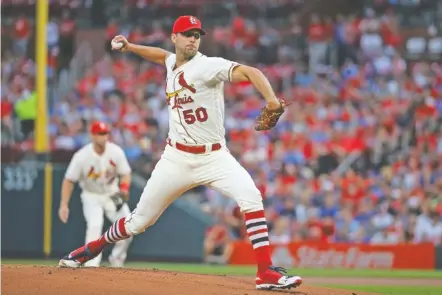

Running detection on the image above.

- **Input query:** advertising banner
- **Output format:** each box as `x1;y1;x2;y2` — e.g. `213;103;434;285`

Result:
229;241;436;270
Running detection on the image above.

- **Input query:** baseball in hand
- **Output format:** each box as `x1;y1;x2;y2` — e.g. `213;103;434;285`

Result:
111;40;124;50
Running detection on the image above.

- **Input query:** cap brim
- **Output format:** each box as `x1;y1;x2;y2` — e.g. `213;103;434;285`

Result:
92;131;110;134
182;26;207;35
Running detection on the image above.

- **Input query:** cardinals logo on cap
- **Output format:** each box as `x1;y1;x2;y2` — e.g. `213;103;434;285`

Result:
189;16;197;24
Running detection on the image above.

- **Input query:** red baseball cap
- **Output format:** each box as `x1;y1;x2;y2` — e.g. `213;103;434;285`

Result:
172;15;206;35
90;121;110;134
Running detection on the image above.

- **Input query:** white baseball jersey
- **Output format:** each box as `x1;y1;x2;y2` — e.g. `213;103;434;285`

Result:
164;52;239;146
65;142;131;197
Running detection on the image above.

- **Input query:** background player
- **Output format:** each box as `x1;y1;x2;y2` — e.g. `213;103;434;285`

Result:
59;16;302;290
58;121;133;267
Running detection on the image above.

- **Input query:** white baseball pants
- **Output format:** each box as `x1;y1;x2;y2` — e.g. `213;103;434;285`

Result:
123;144;264;236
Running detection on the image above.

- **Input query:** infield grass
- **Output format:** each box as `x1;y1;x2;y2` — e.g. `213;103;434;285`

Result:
323;285;442;295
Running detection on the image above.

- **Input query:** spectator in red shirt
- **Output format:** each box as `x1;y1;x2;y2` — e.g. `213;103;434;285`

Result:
203;223;233;265
13;13;31;56
1;96;15;145
307;14;329;73
342;182;366;211
323;16;335;41
1;98;13;120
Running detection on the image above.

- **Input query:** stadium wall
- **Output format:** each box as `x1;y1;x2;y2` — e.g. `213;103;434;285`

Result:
1;162;212;262
436;245;442;270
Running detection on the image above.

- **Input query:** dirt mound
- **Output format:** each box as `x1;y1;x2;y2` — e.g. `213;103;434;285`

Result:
2;265;378;295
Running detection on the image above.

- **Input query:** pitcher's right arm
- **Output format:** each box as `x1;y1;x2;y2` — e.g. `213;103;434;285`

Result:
111;35;171;66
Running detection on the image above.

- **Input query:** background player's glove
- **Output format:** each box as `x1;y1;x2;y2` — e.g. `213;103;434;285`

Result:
254;98;287;131
110;192;126;211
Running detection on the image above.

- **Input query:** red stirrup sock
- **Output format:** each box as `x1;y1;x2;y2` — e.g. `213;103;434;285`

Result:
244;210;272;273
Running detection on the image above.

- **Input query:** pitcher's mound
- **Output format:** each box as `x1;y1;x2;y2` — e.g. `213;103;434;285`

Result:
2;265;378;295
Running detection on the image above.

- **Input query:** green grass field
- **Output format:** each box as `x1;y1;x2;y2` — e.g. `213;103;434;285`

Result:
322;285;442;295
3;259;442;278
3;259;441;295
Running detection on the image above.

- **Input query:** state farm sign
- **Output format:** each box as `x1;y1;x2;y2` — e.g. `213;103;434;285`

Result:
229;241;435;270
295;245;394;268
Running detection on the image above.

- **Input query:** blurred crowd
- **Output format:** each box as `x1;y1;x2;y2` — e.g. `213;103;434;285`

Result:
1;5;77;146
1;1;442;262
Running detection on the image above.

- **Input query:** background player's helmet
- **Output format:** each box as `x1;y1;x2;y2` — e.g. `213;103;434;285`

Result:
90;121;110;134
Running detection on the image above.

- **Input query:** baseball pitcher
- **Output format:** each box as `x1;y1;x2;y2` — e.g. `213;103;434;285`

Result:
58;121;133;267
59;16;302;290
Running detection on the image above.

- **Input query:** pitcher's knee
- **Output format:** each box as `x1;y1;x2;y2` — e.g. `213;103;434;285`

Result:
124;213;157;236
237;190;264;213
240;201;264;213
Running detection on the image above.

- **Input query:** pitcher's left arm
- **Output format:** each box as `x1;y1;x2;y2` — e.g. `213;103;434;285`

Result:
204;58;286;131
231;65;287;131
231;65;281;110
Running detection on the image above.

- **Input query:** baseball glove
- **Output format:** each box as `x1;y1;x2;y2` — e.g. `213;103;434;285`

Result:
254;99;287;131
110;192;126;212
